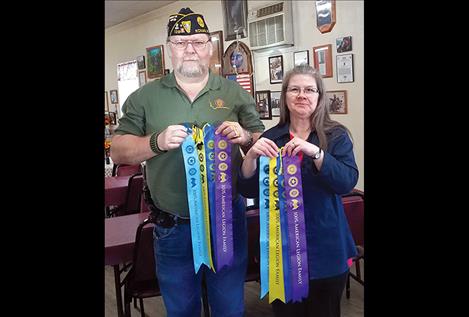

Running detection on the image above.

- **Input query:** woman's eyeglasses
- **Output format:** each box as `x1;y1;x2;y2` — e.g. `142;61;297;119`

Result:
169;40;210;50
286;86;319;96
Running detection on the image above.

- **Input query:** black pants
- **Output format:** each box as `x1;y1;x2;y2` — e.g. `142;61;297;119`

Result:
272;270;348;317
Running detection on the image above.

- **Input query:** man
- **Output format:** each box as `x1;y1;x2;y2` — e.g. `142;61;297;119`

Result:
111;7;264;317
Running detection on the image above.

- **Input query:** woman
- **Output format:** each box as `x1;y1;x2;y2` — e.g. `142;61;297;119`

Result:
238;64;358;317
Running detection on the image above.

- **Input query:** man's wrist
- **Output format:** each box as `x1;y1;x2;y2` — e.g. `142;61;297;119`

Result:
149;132;167;155
243;130;253;147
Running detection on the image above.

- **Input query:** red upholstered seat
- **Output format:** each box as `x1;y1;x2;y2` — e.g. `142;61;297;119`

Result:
342;189;364;299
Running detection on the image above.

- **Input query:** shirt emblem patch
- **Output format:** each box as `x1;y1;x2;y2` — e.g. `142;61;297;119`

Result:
209;98;229;110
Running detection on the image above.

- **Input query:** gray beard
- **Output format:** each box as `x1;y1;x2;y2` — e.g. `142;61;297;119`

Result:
176;64;208;78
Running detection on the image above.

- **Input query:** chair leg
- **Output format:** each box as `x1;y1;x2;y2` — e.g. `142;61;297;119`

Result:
124;291;132;317
139;298;145;317
133;297;137;308
346;271;351;299
355;259;362;280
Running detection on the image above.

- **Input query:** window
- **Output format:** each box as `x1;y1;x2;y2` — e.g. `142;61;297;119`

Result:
116;60;139;118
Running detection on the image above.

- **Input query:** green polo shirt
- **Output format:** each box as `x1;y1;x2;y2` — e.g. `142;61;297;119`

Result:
114;71;264;217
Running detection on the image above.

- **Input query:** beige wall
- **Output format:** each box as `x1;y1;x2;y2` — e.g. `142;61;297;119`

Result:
105;0;364;190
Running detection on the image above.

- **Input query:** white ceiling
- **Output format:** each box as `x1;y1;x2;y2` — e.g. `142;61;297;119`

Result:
105;0;178;29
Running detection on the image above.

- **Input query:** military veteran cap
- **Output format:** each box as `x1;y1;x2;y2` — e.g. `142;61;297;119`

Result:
167;7;210;37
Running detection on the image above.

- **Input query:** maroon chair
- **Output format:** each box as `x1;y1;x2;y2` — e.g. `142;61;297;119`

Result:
123;214;160;317
109;173;144;217
342;189;364;299
123;214;210;317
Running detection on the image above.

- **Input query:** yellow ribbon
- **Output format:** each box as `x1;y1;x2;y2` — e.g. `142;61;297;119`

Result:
194;125;214;271
268;154;285;303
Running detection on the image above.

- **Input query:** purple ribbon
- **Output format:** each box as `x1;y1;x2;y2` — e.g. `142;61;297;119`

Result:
282;155;309;302
214;133;233;270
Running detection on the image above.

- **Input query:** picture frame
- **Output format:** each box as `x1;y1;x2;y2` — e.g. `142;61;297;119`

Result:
269;55;284;84
138;70;147;87
313;44;333;78
336;54;354;83
146;45;165;79
326;90;347;114
110;89;119;104
294;50;309;66
270;91;281;117
315;0;336;33
223;41;253;76
137;55;146;70
209;30;224;75
336;36;352;53
222;0;248;41
105;111;117;125
255;90;272;120
105;91;109;112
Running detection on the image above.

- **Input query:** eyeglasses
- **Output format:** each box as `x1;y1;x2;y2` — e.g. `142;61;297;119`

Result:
169;40;210;50
286;86;319;96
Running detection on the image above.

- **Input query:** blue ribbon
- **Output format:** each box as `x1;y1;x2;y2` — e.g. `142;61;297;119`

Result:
181;123;211;273
259;156;270;299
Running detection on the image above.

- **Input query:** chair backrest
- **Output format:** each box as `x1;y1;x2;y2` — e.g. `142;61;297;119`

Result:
124;215;161;300
342;190;364;247
123;173;144;215
113;164;142;177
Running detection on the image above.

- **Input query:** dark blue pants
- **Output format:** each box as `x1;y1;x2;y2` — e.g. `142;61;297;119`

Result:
153;196;247;317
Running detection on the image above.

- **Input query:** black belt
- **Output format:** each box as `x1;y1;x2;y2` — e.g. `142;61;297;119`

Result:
154;209;190;228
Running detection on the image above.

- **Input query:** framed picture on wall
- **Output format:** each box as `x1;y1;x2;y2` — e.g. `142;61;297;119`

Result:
313;44;333;78
270;91;281;117
209;30;224;75
336;36;352;53
110;89;119;104
222;0;248;41
105;91;110;112
269;55;284;84
146;45;165;79
255;90;272;120
137;55;146;70
138;70;147;87
336;54;354;83
294;50;309;66
315;0;336;33
326;90;347;114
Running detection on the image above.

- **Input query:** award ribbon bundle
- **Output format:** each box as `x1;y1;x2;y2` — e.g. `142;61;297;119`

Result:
259;150;309;303
181;123;234;273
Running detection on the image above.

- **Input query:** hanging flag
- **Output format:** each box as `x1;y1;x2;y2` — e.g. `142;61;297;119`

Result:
226;74;252;93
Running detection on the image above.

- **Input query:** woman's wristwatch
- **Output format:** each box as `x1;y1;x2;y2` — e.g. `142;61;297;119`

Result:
312;148;322;160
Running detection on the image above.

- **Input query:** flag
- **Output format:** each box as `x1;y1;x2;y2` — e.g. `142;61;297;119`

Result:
227;74;252;93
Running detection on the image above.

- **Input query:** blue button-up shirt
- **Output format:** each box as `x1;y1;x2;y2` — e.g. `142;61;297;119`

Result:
238;123;358;279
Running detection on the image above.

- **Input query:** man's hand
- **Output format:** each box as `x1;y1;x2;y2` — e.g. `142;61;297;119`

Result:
157;125;189;151
215;121;251;145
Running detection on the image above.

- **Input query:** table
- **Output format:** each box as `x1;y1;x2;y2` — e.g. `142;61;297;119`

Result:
105;175;131;207
105;212;150;317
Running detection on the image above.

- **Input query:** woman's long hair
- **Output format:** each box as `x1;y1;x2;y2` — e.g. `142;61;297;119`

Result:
278;64;351;150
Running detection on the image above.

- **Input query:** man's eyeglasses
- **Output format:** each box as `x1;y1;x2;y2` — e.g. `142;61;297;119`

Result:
169;40;210;50
286;86;320;96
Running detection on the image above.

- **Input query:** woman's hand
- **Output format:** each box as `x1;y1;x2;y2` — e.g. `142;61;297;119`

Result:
282;137;319;157
245;137;279;161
